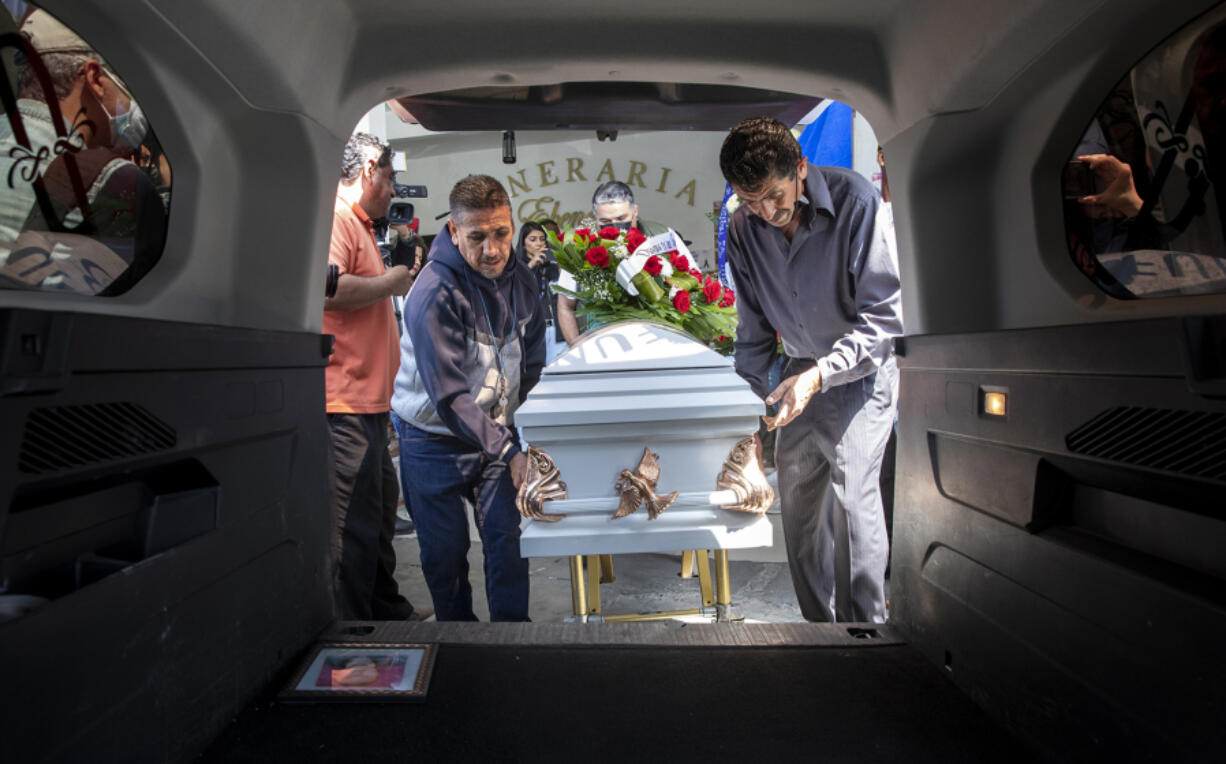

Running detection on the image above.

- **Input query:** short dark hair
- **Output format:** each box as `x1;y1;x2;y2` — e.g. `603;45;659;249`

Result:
341;132;391;182
719;116;802;192
449;174;510;219
592;180;635;209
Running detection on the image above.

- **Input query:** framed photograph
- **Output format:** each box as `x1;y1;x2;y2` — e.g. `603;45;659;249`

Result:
280;643;437;702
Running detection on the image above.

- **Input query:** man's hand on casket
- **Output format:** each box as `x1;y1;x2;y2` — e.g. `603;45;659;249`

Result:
513;446;569;523
763;367;822;431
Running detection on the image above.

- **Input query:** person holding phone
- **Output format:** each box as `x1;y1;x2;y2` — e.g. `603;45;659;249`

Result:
516;221;568;363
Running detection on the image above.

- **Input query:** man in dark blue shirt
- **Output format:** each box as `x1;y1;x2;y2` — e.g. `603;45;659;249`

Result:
720;116;902;623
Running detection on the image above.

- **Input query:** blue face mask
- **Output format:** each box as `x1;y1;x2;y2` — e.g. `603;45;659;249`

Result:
103;95;148;152
609;220;633;231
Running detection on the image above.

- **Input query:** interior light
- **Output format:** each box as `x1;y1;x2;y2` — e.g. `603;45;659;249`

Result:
984;391;1007;417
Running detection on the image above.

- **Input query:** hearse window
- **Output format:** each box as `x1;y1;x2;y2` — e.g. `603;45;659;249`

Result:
1062;3;1226;299
0;4;169;296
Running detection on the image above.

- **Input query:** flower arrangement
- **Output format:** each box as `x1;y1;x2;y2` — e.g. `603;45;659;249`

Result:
550;225;738;353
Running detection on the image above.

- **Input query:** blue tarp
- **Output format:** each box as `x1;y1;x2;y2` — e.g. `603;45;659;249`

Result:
797;101;854;169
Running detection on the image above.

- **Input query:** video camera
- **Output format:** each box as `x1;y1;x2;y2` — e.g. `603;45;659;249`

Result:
377;181;429;278
327;181;429;297
389;181;427;226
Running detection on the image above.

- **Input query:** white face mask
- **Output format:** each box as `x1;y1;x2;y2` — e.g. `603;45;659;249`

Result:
103;93;148;151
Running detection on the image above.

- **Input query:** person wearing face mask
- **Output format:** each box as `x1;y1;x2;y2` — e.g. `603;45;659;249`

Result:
555;181;676;343
0;9;167;295
588;180;669;236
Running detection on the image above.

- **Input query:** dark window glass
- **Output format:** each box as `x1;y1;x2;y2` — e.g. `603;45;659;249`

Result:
1063;4;1226;299
0;3;169;296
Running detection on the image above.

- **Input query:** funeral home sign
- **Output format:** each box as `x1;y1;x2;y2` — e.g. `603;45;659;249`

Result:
374;115;728;269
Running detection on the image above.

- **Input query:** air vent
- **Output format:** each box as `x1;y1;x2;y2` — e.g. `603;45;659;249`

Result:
1065;407;1226;481
18;403;176;474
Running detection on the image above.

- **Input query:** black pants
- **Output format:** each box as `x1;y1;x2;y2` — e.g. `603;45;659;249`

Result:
328;412;415;620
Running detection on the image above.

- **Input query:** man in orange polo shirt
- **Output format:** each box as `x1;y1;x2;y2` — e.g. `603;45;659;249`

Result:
324;132;429;621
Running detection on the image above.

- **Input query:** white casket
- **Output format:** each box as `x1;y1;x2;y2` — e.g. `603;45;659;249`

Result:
515;321;774;558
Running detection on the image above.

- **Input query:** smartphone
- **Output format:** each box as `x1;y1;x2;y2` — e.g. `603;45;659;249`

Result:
1063;160;1096;199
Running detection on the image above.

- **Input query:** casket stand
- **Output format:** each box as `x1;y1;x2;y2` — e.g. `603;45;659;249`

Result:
514;322;774;621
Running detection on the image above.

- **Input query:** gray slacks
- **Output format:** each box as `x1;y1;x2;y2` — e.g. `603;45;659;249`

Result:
776;356;898;623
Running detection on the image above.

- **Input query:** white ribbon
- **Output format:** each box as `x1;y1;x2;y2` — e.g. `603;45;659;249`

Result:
635;230;697;272
615;253;648;295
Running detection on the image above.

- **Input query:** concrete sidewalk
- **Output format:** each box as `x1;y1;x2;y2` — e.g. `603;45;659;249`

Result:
391;533;805;623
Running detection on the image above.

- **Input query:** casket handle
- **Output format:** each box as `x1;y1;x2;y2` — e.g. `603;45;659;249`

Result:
716;435;775;514
516;446;569;523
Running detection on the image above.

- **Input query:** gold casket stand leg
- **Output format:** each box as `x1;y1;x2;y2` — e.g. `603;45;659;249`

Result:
599;554;615;583
584;554;602;616
714;549;734;621
680;550;695;578
568;551;735;622
568;556;587;616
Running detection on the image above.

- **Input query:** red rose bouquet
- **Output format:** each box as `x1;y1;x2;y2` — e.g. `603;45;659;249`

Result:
549;226;738;352
584;246;610;268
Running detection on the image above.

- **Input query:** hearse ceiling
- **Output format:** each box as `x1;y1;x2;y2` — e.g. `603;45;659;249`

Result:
392;82;823;131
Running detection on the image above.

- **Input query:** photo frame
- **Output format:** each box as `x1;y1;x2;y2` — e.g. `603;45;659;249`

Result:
280;643;437;702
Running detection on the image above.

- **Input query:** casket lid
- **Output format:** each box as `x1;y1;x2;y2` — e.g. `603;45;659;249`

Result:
544;321;730;375
517;321;763;427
